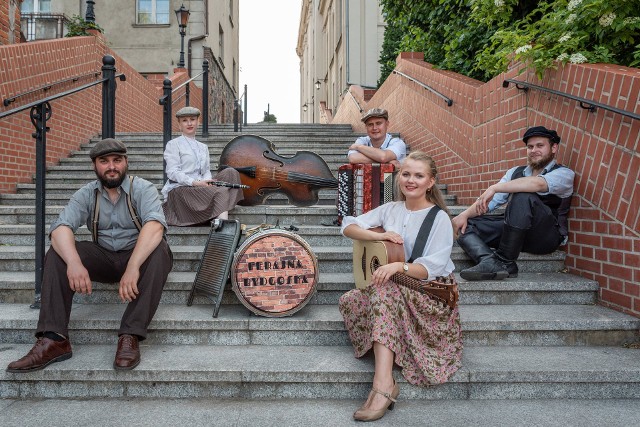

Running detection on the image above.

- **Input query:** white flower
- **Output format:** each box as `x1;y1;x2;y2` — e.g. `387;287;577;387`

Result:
565;13;577;24
515;44;532;54
568;0;582;11
569;53;588;64
557;53;569;62
494;0;505;7
558;32;572;43
599;12;616;27
623;17;640;25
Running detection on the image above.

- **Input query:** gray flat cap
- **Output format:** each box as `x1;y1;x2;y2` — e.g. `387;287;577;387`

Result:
361;108;389;122
89;138;127;160
175;106;201;118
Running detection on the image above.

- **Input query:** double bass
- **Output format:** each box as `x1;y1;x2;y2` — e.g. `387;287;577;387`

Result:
219;135;338;207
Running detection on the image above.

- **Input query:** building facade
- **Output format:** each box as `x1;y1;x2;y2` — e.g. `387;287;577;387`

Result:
296;0;385;123
17;0;239;94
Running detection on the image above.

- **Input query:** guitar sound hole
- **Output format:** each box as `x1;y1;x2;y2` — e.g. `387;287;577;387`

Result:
370;256;380;275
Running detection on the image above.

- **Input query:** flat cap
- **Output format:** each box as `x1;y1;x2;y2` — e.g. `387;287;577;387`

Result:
175;106;201;118
89;138;127;160
523;126;561;144
361;108;389;122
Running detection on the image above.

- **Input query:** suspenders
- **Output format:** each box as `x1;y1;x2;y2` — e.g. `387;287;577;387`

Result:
91;176;142;244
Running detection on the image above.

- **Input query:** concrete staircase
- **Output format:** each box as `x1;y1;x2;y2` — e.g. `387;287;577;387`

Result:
1;123;639;404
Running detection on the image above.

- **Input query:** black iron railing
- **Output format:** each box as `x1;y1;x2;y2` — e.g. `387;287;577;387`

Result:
503;79;640;121
233;84;247;132
3;72;101;107
159;60;210;182
393;70;453;107
0;55;125;308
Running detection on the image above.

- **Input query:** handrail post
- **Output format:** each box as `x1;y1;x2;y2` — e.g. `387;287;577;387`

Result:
201;60;209;137
160;78;173;183
243;84;247;126
30;101;52;309
185;82;190;107
101;55;116;138
233;99;239;132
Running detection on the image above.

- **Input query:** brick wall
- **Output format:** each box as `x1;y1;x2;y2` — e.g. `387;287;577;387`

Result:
332;53;640;317
0;0;21;45
0;32;167;193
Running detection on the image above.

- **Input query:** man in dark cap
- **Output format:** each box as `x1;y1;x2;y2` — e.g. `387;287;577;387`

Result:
452;126;575;281
7;138;172;373
348;108;406;168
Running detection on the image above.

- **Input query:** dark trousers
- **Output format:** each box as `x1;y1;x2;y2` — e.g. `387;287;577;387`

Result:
36;239;173;340
463;193;563;255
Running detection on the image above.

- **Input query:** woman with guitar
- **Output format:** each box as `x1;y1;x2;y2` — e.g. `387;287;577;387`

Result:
161;107;244;226
339;151;462;421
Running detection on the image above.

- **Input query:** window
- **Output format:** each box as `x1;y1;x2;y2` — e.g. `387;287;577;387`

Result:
21;0;51;13
136;0;170;25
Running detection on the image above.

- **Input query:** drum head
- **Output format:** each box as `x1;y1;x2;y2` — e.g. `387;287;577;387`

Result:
231;229;318;317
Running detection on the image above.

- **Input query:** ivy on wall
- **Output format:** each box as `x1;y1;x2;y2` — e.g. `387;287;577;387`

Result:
379;0;640;83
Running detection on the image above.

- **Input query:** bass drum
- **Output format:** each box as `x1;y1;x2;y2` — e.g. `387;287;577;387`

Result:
231;229;318;317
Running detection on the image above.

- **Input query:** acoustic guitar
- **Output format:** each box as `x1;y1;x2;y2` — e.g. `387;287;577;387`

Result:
352;237;459;310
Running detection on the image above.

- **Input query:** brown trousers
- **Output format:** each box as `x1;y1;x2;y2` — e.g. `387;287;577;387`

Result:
36;239;173;340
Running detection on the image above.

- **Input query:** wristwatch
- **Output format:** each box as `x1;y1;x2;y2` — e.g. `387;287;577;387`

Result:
403;263;409;273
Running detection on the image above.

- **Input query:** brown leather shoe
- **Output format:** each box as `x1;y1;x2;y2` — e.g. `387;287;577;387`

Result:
113;334;140;370
6;337;72;373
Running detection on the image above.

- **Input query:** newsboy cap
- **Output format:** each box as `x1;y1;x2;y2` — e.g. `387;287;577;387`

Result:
89;138;127;160
361;108;389;122
175;106;201;118
522;126;561;144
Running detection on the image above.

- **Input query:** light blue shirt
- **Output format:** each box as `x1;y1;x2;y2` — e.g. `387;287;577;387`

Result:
161;135;213;198
348;133;407;163
487;160;575;212
50;175;167;252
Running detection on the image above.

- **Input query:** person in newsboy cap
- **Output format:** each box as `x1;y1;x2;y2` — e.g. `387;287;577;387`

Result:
7;138;172;374
452;126;575;281
347;108;406;168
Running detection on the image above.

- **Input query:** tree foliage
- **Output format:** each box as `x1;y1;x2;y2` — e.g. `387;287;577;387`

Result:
378;0;640;82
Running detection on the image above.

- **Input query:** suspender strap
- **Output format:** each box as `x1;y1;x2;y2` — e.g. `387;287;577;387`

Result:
408;205;441;263
91;176;142;244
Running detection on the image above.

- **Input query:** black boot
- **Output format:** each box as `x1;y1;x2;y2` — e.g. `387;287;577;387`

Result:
494;225;527;278
458;232;509;281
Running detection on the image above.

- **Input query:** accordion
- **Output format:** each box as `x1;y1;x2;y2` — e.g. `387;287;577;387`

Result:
337;163;397;223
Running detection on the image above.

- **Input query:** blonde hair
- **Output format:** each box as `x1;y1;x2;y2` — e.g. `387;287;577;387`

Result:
396;151;450;216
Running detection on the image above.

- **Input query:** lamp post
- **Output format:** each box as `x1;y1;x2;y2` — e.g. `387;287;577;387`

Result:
175;4;190;69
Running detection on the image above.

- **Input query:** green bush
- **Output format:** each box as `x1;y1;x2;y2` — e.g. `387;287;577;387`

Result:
65;15;104;37
379;0;640;82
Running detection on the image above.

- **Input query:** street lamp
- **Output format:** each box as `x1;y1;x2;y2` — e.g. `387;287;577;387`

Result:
302;103;308;112
315;78;326;90
175;4;190;68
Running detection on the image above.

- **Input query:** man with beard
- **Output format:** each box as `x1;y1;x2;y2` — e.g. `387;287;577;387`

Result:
452;126;574;281
6;138;172;373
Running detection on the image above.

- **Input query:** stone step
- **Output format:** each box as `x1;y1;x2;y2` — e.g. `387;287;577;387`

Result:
1;398;639;426
1;303;637;347
1;342;639;399
0;244;567;274
0;271;599;306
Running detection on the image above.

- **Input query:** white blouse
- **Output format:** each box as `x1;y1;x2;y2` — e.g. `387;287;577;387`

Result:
161;135;213;199
341;201;455;280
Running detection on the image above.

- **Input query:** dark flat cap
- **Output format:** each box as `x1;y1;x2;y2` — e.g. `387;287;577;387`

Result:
361;108;389;122
89;138;127;160
523;126;561;144
175;106;201;118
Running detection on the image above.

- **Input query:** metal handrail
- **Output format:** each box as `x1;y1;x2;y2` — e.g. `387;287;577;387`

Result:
503;79;640;121
0;73;124;120
171;69;206;93
3;72;101;107
342;88;363;113
393;70;453;107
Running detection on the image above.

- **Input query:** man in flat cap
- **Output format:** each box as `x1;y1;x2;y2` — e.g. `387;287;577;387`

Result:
7;138;172;373
452;126;575;281
348;108;406;168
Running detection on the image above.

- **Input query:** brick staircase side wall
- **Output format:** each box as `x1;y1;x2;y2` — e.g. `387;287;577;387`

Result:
331;53;640;317
0;33;177;193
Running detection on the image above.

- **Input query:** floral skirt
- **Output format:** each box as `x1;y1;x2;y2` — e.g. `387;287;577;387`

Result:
338;280;462;386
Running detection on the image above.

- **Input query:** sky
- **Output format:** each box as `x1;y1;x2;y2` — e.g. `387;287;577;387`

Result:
239;0;302;124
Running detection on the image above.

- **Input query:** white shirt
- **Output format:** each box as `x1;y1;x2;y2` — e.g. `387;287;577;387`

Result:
341;201;455;280
161;135;213;199
348;134;407;163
